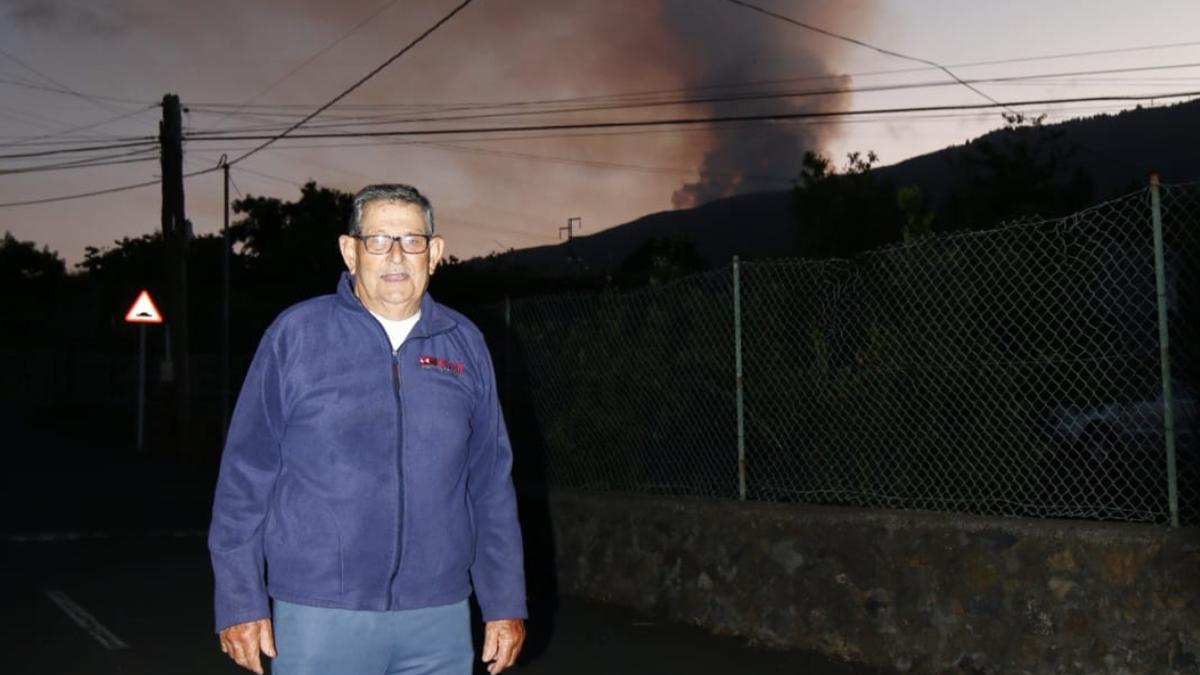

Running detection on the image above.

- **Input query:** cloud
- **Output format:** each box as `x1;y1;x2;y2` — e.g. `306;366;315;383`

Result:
1;0;144;35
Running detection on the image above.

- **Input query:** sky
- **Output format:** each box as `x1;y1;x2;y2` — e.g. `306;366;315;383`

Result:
3;0;1200;267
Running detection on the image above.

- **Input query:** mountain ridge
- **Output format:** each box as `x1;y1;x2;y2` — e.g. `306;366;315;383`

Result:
474;98;1200;276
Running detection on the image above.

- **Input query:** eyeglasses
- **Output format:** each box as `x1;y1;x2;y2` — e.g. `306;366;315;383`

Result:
354;233;432;255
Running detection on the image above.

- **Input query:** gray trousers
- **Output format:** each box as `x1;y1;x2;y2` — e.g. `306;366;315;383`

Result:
270;599;473;675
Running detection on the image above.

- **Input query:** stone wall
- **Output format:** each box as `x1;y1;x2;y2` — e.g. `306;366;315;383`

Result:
548;491;1199;674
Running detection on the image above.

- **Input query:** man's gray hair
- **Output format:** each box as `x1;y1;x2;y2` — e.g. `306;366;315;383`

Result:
348;184;435;236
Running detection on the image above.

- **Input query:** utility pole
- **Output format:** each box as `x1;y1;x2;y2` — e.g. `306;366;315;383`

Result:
160;93;191;454
220;158;231;441
560;216;581;241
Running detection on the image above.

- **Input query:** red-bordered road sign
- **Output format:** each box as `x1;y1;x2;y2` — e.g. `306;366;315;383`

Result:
124;290;163;324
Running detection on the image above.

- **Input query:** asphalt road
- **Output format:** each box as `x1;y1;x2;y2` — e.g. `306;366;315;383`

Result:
2;533;894;675
1;456;892;675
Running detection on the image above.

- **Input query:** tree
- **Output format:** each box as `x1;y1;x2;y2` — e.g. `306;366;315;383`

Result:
943;114;1094;231
78;233;164;284
231;181;353;305
897;184;935;242
0;232;72;349
612;236;705;288
0;231;65;289
791;150;906;259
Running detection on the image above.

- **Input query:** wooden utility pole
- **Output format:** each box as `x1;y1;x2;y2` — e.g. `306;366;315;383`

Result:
160;93;191;453
221;159;231;441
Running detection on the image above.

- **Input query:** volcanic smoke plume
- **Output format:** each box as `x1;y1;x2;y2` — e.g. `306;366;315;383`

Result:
660;0;853;209
0;0;861;263
298;0;859;215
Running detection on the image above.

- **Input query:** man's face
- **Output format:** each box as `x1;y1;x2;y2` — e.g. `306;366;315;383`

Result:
338;200;444;320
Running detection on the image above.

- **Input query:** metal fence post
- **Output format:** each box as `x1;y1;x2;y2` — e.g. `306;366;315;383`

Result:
733;256;746;500
1149;173;1180;527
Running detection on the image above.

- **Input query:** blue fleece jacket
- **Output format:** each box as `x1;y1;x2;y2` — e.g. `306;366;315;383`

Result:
208;273;526;632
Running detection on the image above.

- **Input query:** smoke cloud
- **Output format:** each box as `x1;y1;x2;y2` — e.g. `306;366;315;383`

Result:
0;0;142;35
0;0;863;265
281;0;856;213
659;1;853;208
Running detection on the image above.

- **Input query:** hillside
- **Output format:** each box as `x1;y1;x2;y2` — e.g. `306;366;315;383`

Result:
876;99;1200;205
475;98;1200;277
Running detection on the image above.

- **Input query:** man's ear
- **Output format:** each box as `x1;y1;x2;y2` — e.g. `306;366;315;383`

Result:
428;235;445;274
338;235;358;272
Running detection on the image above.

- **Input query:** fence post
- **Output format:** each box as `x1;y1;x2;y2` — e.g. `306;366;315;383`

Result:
733;256;746;500
1149;173;1179;527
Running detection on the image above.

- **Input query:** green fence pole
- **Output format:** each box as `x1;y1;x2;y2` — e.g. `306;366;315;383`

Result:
733;256;746;500
1149;173;1179;527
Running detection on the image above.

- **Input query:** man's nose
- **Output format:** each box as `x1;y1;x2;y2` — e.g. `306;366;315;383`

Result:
386;239;406;261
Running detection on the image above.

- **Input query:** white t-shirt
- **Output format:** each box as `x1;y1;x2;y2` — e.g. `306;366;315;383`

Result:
370;310;421;352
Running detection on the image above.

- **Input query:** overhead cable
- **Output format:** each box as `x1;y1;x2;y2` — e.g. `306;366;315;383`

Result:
183;90;1200;143
226;0;477;166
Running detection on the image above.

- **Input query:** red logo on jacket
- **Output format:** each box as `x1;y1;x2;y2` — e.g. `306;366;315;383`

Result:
418;355;465;375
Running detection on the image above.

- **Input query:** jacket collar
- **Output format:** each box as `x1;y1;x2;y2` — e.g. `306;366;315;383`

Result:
336;271;457;337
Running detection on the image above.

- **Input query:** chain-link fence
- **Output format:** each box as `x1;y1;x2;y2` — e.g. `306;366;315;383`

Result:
509;180;1200;526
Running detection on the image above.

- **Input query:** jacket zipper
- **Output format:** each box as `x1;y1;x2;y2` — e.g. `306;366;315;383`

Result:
386;346;405;609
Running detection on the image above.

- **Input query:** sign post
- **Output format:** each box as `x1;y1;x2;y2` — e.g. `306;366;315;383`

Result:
137;326;146;452
125;290;164;453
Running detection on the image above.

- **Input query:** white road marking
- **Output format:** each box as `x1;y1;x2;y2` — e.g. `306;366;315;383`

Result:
45;590;130;650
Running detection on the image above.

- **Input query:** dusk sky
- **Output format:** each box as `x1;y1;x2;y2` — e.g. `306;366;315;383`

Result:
3;0;1200;266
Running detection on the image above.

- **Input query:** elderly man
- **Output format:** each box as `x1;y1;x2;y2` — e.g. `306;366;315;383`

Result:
209;184;526;675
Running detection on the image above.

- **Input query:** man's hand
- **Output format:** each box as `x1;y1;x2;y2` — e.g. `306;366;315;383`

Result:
481;618;525;674
219;618;276;674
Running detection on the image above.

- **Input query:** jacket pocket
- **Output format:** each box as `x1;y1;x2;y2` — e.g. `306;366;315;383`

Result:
264;478;344;596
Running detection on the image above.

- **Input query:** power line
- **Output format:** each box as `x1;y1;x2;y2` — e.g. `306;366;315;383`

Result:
189;120;910;172
0;104;159;150
0;179;160;208
181;60;1200;136
185;149;566;241
0;131;161;149
7;89;1197;210
438;215;559;242
183;89;1200;143
226;0;477;167
906;39;1200;73
0;76;156;106
420;141;793;182
0;155;154;176
141;97;1188;153
0;46;130;116
204;0;404;132
180;118;1119;155
234;164;303;189
405;100;1177;142
0;163;221;209
205;159;560;242
0;105;65;134
0;147;157;175
0;138;158;160
216;135;778;181
0;68;43;89
176;38;1200;117
720;0;1015;114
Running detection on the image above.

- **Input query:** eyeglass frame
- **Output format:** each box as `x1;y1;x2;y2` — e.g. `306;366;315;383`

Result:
352;233;433;255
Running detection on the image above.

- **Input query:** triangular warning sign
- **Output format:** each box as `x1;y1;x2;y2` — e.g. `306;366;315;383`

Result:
125;290;163;324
